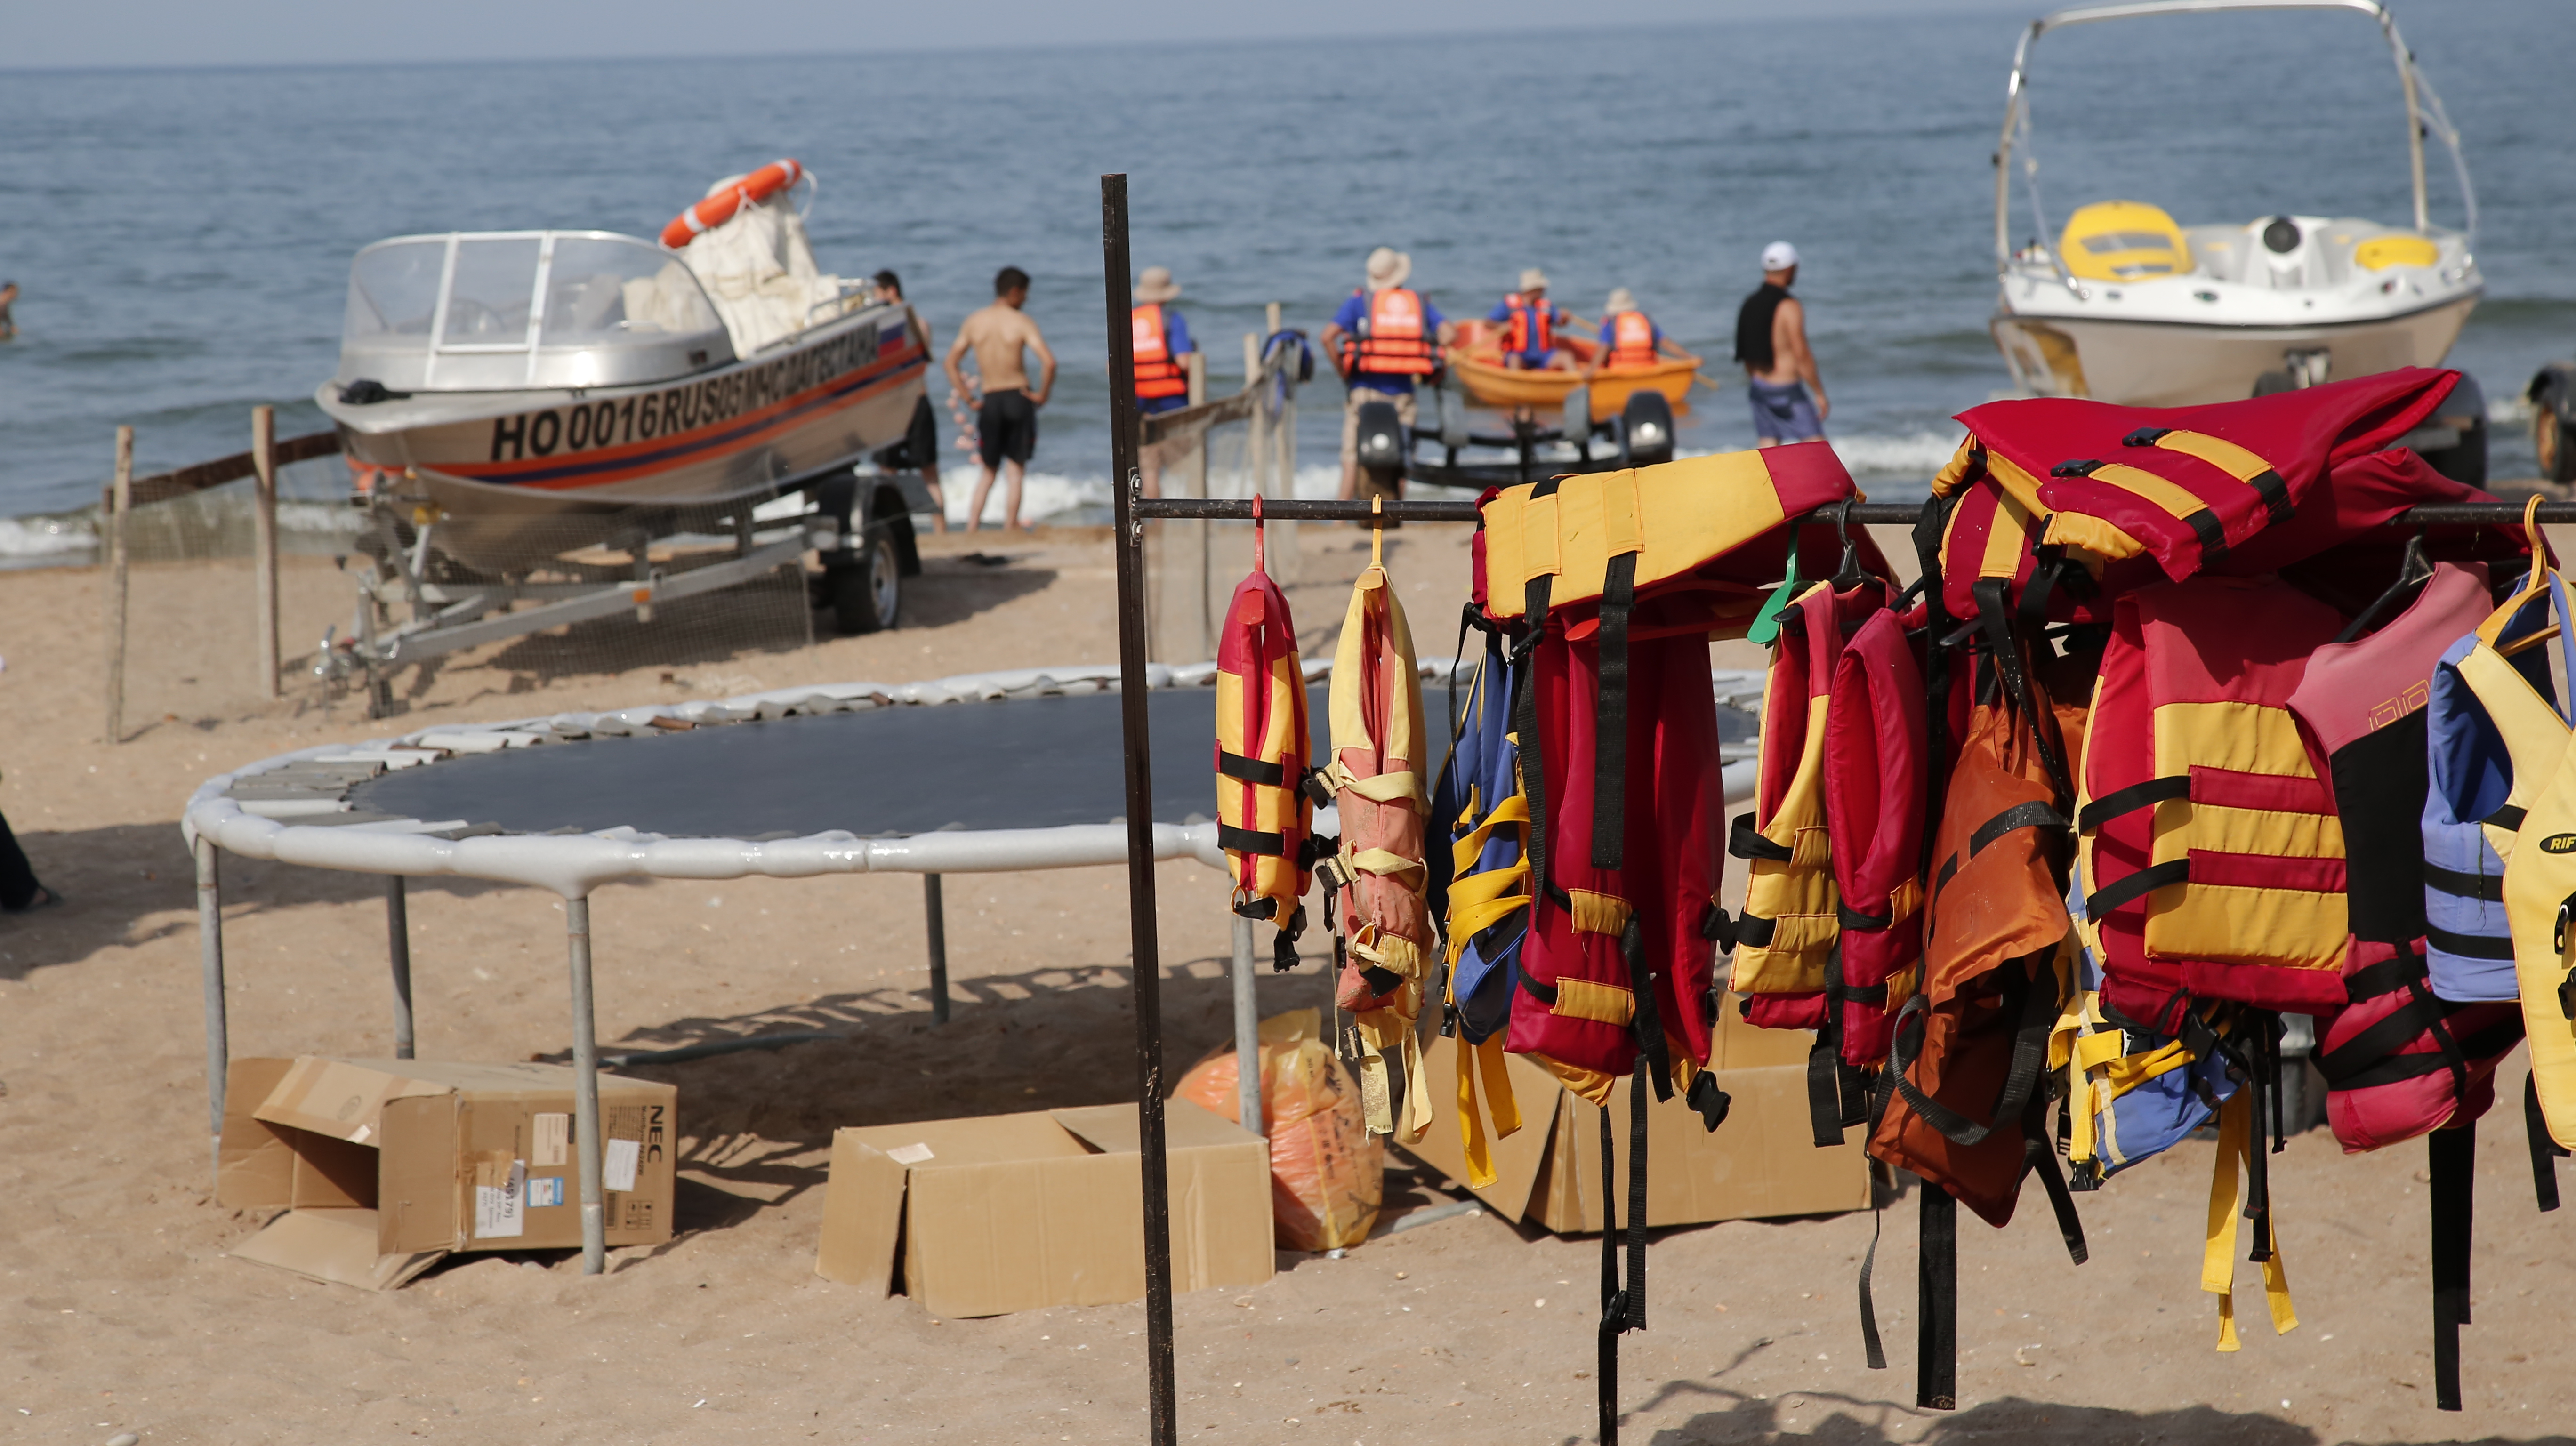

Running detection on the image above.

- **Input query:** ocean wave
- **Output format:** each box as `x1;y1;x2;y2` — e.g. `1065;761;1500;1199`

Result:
0;514;97;559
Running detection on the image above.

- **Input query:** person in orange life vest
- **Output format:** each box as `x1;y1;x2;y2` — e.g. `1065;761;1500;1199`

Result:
868;270;949;531
1590;288;1677;373
1129;266;1201;499
1318;247;1455;502
1485;267;1571;371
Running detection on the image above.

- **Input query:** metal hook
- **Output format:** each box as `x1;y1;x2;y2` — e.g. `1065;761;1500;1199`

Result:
1831;497;1866;589
1251;492;1266;574
1371;494;1385;569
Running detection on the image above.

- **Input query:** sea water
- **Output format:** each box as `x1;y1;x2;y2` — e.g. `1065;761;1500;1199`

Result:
0;1;2566;546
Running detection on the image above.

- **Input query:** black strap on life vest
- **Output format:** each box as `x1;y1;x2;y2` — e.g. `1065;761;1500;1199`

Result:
1511;487;1560;931
1883;964;2053;1150
2422;860;2506;902
1914;495;1959;878
1970;575;2075;809
2084;858;2190;920
1592;551;1637;874
2528;1072;2567;1213
1596;1052;1650;1446
2429;1123;2476;1413
1856;1162;1890;1371
2075;775;2192;834
1916;1184;1958;1411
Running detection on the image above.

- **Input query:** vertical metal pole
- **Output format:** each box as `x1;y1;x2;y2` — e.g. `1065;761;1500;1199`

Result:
386;876;416;1059
252;404;281;699
1102;172;1178;1446
565;895;605;1275
105;427;132;744
924;873;950;1025
1231;915;1263;1136
196;835;226;1185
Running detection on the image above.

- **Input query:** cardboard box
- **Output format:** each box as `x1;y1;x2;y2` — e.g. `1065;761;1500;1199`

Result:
219;1057;677;1289
814;1098;1272;1317
1401;1005;1872;1231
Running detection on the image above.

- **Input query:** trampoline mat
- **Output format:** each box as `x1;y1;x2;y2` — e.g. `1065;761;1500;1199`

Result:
351;680;1757;842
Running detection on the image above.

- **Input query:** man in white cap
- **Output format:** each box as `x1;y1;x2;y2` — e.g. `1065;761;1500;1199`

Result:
1128;265;1200;498
1486;267;1570;371
1319;246;1455;501
1733;241;1828;446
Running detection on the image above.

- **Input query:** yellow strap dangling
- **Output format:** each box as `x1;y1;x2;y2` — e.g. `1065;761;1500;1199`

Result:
2202;1091;2298;1352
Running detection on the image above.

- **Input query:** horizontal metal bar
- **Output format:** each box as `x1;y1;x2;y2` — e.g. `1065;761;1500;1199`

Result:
366;536;806;665
1131;497;2567;528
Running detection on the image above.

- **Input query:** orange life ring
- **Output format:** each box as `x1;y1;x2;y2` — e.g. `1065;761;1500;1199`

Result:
659;159;803;249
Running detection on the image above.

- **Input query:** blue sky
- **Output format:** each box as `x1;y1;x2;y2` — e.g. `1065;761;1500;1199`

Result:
10;0;2018;69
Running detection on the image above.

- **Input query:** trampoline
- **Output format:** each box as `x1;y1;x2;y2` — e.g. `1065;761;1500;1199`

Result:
183;659;1763;1272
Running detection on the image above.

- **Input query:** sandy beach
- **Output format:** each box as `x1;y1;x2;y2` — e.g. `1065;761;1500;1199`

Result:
3;521;2572;1445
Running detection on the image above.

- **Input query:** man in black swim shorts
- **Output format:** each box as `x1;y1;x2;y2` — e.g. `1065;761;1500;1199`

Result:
869;270;950;530
944;266;1057;532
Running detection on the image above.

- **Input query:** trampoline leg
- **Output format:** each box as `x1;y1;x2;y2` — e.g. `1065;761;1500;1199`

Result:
1231;915;1262;1134
386;876;415;1060
924;874;950;1026
565;895;605;1276
196;835;227;1187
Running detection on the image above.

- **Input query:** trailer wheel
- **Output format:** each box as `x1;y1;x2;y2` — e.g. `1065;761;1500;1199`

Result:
830;530;902;635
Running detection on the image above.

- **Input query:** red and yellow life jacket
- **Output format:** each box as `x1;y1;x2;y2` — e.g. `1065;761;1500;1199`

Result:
1131;303;1188;400
1823;605;1931;1065
1216;527;1314;956
1605;309;1658;369
1501;293;1558;357
1344;287;1439;377
2078;575;2350;1029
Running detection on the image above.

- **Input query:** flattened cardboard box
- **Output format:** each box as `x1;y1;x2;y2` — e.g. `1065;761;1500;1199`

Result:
1401;1005;1871;1231
814;1097;1272;1317
219;1057;676;1290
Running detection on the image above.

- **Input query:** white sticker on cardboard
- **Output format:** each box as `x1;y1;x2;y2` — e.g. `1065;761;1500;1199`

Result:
532;1113;569;1167
886;1142;936;1165
349;1124;373;1146
603;1138;641;1193
475;1161;528;1239
525;1175;565;1209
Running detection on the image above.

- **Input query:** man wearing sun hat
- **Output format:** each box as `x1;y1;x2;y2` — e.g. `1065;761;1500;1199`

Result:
1735;240;1828;446
1129;265;1199;498
1487;267;1571;371
1320;247;1456;501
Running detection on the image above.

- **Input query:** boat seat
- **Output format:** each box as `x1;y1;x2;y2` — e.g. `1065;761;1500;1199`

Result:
2057;201;2192;282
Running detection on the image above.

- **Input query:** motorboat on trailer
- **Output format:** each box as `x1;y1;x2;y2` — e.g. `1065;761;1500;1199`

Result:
318;160;927;571
1988;0;2482;410
310;161;931;708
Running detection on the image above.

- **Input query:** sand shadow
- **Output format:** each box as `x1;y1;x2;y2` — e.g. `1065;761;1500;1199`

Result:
891;555;1056;631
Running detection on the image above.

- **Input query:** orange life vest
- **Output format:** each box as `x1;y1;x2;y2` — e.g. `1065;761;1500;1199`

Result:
1501;294;1557;357
1131;304;1189;401
1606;310;1659;369
1346;288;1438;377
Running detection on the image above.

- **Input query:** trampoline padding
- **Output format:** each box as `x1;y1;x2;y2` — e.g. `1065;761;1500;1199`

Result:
351;683;1334;840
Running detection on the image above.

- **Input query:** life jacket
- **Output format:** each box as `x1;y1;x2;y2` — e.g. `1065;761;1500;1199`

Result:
1605;310;1659;370
1215;514;1314;964
2077;574;2350;1032
1320;528;1433;1141
2494;668;2576;1157
1729;578;1887;1032
1500;294;1557;358
1823;605;1930;1069
1425;625;1529;1188
1130;303;1188;400
1344;287;1438;378
2288;558;2524;1154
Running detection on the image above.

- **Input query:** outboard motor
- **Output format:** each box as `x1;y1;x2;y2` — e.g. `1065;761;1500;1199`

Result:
1353;397;1407;511
1620;390;1676;468
2528;360;2576;485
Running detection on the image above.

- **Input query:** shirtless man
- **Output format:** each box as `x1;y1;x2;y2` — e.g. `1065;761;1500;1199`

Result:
943;266;1056;532
1733;241;1829;446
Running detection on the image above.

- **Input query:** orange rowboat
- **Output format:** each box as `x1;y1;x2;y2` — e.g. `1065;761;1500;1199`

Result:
1445;320;1701;419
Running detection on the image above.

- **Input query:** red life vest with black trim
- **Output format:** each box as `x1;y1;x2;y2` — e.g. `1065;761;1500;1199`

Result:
2078;575;2350;1029
1346;288;1438;377
1131;304;1188;400
1823;605;1931;1066
1501;294;1558;357
1606;310;1659;369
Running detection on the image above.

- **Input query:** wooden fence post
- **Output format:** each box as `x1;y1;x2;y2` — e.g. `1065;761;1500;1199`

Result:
1261;302;1300;585
252;405;280;699
104;426;132;744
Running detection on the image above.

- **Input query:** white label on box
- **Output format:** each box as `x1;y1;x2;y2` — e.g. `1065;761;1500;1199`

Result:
475;1161;527;1239
525;1175;565;1209
886;1142;936;1165
532;1113;569;1167
603;1138;641;1193
349;1124;373;1145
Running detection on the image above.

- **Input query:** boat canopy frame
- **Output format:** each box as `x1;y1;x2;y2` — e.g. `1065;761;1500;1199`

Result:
1994;0;2478;284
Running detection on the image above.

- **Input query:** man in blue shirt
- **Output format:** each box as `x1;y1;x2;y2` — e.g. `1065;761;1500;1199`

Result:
1319;247;1454;501
1486;268;1571;370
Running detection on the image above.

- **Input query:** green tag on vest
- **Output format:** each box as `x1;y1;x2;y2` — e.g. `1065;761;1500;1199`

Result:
1745;547;1803;646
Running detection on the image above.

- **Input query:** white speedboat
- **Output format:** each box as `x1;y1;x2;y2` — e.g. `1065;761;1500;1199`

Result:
316;160;926;568
1988;0;2481;408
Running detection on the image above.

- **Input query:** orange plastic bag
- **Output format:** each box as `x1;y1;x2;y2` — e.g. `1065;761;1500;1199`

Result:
1174;1009;1383;1251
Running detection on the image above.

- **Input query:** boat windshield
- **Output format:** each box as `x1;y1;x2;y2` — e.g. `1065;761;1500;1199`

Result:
338;231;736;392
